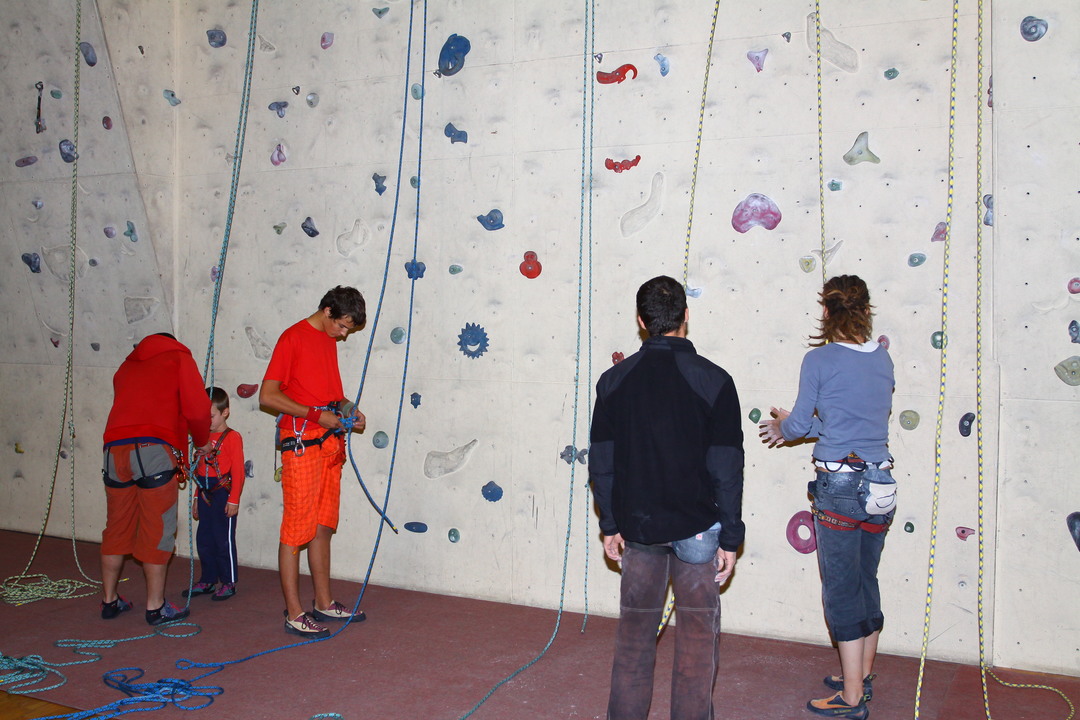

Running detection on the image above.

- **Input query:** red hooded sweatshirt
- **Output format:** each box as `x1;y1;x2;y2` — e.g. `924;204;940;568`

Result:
103;334;211;451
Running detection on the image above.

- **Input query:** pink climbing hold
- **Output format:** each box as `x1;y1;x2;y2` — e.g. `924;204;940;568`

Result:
931;222;948;242
731;193;782;233
519;251;542;279
271;143;287;166
604;155;641;173
1068;278;1080;295
786;511;817;554
955;526;975;541
15;156;37;168
320;32;334;50
877;335;890;350
612;352;625;365
747;49;769;72
236;383;259;398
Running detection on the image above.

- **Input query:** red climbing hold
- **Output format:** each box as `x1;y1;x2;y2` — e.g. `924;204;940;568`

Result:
596;64;637;84
237;383;259;398
611;352;625;365
604;155;641;173
519;251;542;279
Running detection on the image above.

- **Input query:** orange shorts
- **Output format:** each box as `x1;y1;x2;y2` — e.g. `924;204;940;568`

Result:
280;429;345;546
100;443;180;565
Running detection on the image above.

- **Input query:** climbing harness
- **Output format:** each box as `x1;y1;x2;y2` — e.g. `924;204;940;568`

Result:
193;429;233;501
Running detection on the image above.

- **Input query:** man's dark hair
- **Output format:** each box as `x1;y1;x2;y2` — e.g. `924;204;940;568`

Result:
206;386;230;412
319;286;366;327
636;276;687;337
153;332;177;340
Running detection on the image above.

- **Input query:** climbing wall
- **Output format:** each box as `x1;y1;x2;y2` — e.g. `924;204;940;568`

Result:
1;0;1076;678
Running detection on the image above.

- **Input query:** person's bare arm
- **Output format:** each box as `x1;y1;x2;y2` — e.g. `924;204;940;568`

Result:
259;379;342;430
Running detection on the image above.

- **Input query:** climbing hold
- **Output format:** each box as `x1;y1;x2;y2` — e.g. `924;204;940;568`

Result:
290;86;300;96
982;195;993;226
746;49;768;72
372;172;387;195
812;240;843;265
15;156;38;168
958;412;975;437
424;439;478;478
448;264;463;275
843;132;879;165
51;89;62;99
275;467;282;482
782;32;792;42
519;251;542;279
799;256;816;273
931;222;948;242
877;335;890;350
931;331;945;349
748;408;761;423
899;410;920;430
210;266;220;283
904;522;915;533
654;53;670;76
245;326;273;360
457;323;489;359
477;209;504;231
410;176;419;189
21;253;42;273
124;221;138;243
1054;356;1080;386
448;528;460;543
1070;320;1080;343
390;327;406;344
237;383;258;398
163;89;181;106
620;172;664;237
79;42;97;67
91;342;100;351
786;511;817;554
884;68;899;80
1069;278;1080;294
88;258;99;267
104;226;116;238
1068;512;1080;552
908;253;926;267
320;32;334;50
596;64;637;84
123;296;159;324
257;35;274;53
206;29;227;48
14;443;25;454
481;481;503;502
444;122;468;144
301;217;319;237
373;8;389;19
51;338;61;349
605;155;641;173
59;139;78;163
31;200;43;210
404;522;428;533
102;116;113;130
270;143;287;166
436;34;471;77
560;446;578;465
612;352;625;364
268;101;289;118
273;222;286;235
1020;16;1048;42
805;12;858;73
405;260;426;279
410;83;424;99
827;179;842;191
243;460;254;479
372;431;389;449
410;393;421;408
305;92;319;108
955;526;975;541
731;193;782;233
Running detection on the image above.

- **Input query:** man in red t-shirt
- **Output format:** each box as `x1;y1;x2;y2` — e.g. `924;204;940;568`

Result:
260;286;368;638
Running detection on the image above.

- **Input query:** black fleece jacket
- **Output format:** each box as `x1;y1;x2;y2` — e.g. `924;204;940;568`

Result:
589;335;745;551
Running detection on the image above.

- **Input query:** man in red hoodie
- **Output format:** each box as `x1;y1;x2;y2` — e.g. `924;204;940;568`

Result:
100;332;212;625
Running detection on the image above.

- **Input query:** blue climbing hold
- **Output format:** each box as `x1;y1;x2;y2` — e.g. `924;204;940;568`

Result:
79;42;97;67
481;481;504;502
437;34;471;77
958;412;975;437
268;101;289;118
404;522;428;533
21;253;42;273
444;123;468;144
1070;320;1080;344
560;445;576;465
59;139;78;163
301;217;319;237
372;431;389;448
163;89;181;106
372;173;387;195
982;194;994;227
390;327;405;344
410;176;420;189
477;209;504;231
410;84;424;100
206;29;227;48
124;221;138;243
244;460;254;478
1068;512;1080;552
91;342;100;351
405;260;426;279
908;253;926;267
654;53;670;77
373;7;389;19
457;323;489;359
410;392;421;408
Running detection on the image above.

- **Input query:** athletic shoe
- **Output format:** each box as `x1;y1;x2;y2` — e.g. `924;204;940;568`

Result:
823;673;875;702
182;582;216;598
100;595;132;620
284;611;330;639
212;583;236;601
807;692;870;719
146;600;191;626
311;600;366;623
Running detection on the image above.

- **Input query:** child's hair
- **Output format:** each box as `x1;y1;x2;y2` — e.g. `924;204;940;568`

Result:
206;386;230;413
809;275;874;346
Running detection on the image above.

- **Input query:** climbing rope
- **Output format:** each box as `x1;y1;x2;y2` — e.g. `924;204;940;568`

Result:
681;0;722;289
814;4;827;282
0;0;98;608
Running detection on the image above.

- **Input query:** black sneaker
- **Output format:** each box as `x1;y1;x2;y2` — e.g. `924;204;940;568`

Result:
146;600;190;626
101;595;132;620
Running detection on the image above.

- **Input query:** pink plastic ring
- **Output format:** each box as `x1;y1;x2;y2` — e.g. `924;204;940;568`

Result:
786;510;817;554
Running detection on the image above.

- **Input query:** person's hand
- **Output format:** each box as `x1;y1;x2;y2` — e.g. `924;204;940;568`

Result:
714;549;737;584
225;502;239;517
193;442;213;457
192;498;199;521
349;408;367;434
758;406;790;447
316;410;343;431
603;533;625;564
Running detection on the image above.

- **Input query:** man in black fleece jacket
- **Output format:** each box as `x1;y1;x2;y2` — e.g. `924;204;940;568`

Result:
590;275;745;720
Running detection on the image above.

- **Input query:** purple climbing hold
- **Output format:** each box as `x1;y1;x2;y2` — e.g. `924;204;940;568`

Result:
206;29;227;48
59;139;78;163
102;116;113;130
21;253;42;273
955;526;975;541
731;193;782;233
877;335;890;350
301;217;319;237
931;222;948;242
1068;278;1080;295
747;49;768;72
104;226;116;238
15;156;37;168
1068;512;1080;552
271;143;287;166
320;32;334;50
268;101;289;118
79;42;97;67
210;266;220;282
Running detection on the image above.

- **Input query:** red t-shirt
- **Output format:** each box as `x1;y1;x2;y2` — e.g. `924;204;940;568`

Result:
194;428;246;504
263;319;344;430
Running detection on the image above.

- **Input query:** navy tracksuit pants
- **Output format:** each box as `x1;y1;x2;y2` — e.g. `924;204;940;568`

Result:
195;485;238;585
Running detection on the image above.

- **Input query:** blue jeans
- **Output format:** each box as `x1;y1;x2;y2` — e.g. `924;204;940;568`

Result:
810;468;894;642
